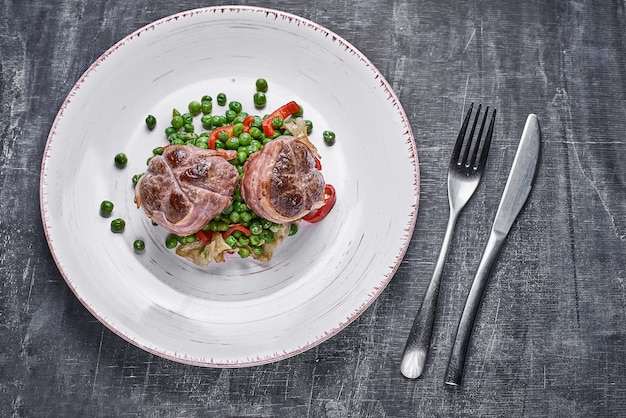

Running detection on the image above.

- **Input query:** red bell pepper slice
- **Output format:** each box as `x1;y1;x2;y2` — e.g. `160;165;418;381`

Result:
314;157;322;171
302;184;336;223
196;230;210;243
208;115;255;149
262;101;301;137
222;224;252;238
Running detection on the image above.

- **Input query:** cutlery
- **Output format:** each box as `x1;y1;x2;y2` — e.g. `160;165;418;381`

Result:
444;114;541;386
401;103;496;379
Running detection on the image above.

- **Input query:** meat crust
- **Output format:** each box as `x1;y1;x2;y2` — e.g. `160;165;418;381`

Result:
135;145;239;236
241;136;325;223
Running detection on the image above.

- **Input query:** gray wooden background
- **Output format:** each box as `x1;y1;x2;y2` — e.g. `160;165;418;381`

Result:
2;0;625;416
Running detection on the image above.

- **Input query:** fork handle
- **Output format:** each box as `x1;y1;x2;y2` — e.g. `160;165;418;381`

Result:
401;211;459;379
444;232;505;386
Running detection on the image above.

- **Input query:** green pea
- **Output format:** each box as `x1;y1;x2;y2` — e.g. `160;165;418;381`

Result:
222;205;234;215
183;123;194;133
255;78;268;92
271;117;284;129
217;130;230;142
305;120;313;134
225;109;237;122
232;123;244;137
132;173;143;186
172;108;181;117
238;236;250;246
201;101;213;114
201;95;213;102
217;93;227;106
165;126;176;137
238;151;247;164
110;218;125;233
165;235;178;249
289;223;298;236
100;200;114;216
181;113;193;124
239;132;252;147
229;211;241;224
253;92;266;109
293;105;304;118
114;153;128;168
251;246;264;256
188;100;202;116
133;240;145;252
226;137;240;150
152;147;164;156
249;234;261;246
229;101;242;113
216;221;229;232
269;223;281;233
225;235;238;248
145;114;156;130
238;247;251;258
323;130;336;145
251;116;264;129
261;229;275;243
240;211;253;223
249;126;263;140
199;115;211;129
211;115;223;127
171;115;184;130
249;221;263;235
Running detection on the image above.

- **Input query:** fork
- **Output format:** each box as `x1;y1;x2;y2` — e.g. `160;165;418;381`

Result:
400;103;496;379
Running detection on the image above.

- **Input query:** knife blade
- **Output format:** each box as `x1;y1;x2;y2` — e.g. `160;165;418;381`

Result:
444;113;541;386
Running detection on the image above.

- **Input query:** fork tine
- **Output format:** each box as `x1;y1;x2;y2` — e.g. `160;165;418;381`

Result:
461;104;482;166
467;106;490;168
474;108;496;170
450;102;474;165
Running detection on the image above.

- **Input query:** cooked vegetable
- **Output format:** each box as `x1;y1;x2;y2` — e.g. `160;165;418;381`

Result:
165;235;178;249
261;101;301;137
110;218;125;233
137;87;336;266
100;200;114;216
253;92;266;109
302;184;336;223
171;115;184;130
145;115;157;130
188;100;202;116
255;78;268;92
114;153;128;168
323;130;336;146
133;240;145;252
229;101;243;113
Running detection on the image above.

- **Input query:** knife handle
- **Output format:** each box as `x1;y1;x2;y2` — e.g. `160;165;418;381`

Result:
444;232;505;386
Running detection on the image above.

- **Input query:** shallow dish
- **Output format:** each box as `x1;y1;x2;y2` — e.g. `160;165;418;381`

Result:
40;6;419;366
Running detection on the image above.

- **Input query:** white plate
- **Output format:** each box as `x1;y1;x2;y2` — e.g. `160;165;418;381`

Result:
40;6;419;367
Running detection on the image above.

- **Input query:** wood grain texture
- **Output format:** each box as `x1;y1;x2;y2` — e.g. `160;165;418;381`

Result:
2;0;625;416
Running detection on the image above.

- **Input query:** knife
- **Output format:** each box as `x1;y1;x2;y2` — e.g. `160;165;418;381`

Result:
444;114;541;386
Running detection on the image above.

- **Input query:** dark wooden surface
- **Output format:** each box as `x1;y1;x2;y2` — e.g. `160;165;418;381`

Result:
2;0;625;416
